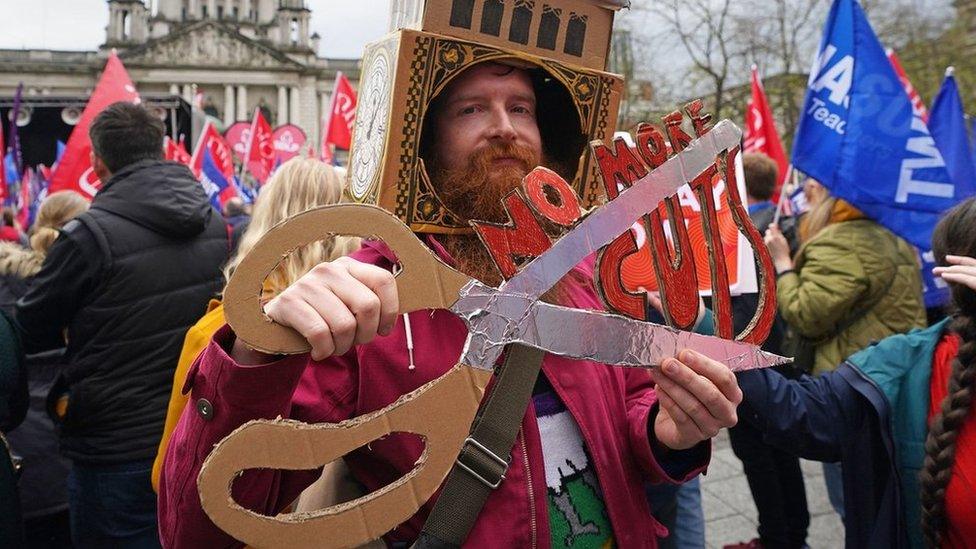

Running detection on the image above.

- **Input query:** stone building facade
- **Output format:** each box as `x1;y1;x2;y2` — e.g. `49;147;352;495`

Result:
0;0;361;147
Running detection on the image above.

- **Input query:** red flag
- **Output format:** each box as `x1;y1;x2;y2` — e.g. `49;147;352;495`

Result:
49;52;140;200
164;136;192;166
322;71;357;156
886;49;928;122
190;121;235;179
244;109;274;184
744;66;789;202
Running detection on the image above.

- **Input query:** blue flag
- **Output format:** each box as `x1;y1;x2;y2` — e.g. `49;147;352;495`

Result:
3;151;18;205
929;69;976;198
55;140;66;165
793;0;959;252
200;149;230;212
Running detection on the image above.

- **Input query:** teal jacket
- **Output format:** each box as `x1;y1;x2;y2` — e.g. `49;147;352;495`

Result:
737;319;952;548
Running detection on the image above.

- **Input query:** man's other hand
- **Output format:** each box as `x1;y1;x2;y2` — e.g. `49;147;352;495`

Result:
256;257;399;361
651;349;743;450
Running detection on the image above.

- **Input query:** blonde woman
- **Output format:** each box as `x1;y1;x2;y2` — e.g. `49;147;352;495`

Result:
3;191;89;548
151;158;359;491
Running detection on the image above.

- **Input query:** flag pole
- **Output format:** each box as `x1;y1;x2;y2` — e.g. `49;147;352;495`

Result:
321;71;342;161
239;107;258;182
772;164;794;226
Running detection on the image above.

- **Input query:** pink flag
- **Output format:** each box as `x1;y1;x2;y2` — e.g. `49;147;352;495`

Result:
49;52;140;200
244;108;275;184
744;66;789;202
224;121;250;162
322;72;357;158
272;124;307;163
190;121;235;179
886;49;928;122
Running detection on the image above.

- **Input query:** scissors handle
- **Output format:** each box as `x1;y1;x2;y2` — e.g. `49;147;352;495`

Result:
223;204;471;355
197;365;492;549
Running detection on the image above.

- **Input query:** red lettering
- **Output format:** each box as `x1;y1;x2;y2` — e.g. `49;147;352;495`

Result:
722;146;776;344
689;163;733;339
684;99;713;138
472;191;551;280
522;168;581;227
596;230;647;320
662;111;693;154
648;200;700;330
592;137;648;199
634;123;668;170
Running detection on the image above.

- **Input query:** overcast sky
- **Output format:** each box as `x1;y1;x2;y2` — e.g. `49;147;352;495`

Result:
0;0;390;58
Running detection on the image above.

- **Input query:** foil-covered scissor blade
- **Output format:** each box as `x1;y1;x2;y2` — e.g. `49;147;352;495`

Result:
452;281;790;372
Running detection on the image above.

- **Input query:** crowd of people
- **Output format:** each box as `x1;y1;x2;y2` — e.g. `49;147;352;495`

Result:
0;59;974;549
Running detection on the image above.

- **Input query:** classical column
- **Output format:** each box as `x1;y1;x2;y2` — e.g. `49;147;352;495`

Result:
289;87;300;128
224;84;236;124
237;85;248;120
208;0;217;18
241;0;251;20
169;83;180;96
277;85;288;124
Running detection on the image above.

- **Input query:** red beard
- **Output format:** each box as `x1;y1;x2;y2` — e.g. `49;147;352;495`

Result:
431;142;540;224
429;144;588;303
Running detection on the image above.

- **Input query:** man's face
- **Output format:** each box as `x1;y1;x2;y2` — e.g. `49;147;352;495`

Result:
427;63;544;223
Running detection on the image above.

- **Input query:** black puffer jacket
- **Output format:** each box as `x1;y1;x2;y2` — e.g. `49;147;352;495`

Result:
16;160;228;463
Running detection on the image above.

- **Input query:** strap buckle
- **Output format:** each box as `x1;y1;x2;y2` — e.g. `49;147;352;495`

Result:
455;437;509;489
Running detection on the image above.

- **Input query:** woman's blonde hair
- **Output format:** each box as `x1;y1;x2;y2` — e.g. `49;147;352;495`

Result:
0;190;89;279
798;195;837;244
31;190;90;254
223;158;360;294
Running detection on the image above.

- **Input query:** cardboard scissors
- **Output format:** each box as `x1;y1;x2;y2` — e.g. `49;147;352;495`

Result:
200;120;784;548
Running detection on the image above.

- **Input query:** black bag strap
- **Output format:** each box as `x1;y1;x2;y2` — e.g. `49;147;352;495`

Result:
413;344;545;548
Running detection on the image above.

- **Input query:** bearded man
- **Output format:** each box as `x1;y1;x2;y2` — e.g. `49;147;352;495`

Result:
158;62;742;548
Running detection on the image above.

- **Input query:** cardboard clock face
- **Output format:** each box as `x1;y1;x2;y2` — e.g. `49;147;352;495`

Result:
349;49;393;201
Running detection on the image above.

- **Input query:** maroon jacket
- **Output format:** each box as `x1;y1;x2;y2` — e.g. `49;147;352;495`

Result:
157;239;709;548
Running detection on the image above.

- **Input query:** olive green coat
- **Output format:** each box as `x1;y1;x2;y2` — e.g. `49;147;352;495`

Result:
777;219;926;375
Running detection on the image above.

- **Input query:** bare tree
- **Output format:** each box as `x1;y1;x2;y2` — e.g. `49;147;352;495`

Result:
640;0;740;117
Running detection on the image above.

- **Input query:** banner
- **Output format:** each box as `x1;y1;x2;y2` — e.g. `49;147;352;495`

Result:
224;121;250;161
321;71;357;159
244;108;275;184
887;49;929;122
191;121;235;180
272;124;307;163
49;52;141;199
928;69;976;197
744;66;789;201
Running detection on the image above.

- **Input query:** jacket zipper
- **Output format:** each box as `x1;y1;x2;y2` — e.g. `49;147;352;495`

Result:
519;433;538;549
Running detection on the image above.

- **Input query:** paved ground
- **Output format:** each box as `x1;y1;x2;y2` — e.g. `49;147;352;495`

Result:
700;429;845;549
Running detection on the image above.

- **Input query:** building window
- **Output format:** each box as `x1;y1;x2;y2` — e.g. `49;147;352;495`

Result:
202;5;208;17
181;7;187;20
217;6;224;19
291;18;299;44
233;7;239;19
122;10;131;40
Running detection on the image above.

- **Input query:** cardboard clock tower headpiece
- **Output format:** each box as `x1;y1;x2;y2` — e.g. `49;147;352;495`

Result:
347;0;628;233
